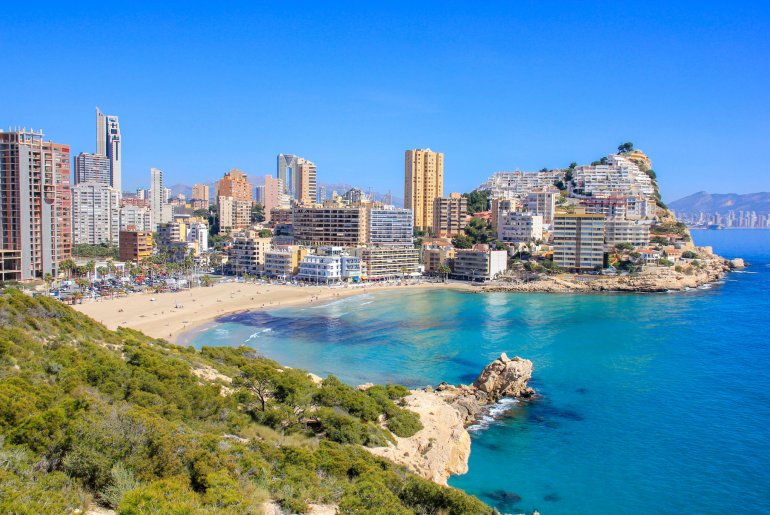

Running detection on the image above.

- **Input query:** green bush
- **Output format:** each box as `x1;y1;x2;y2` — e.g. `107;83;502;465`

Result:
0;290;489;514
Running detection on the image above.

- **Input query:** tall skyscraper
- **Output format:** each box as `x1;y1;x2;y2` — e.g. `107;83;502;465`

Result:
95;107;122;192
404;148;444;231
277;154;316;202
296;158;317;205
150;168;164;230
0;129;72;280
277;154;298;198
74;152;111;185
72;182;121;245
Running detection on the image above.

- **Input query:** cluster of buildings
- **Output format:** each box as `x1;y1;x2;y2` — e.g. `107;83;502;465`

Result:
674;209;770;229
0;105;678;284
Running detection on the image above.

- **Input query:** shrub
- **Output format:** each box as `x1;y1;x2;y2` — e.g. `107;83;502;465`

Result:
101;462;141;509
118;476;201;514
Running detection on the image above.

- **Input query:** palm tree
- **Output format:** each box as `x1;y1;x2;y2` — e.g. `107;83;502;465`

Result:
59;259;76;280
43;273;53;296
437;264;451;282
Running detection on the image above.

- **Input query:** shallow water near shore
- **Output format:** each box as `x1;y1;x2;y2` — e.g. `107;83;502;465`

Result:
189;230;770;514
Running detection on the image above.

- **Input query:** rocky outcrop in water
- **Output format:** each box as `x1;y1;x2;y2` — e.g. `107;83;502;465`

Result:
366;354;535;484
436;353;535;425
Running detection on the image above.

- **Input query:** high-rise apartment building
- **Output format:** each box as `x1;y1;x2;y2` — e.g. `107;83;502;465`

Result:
368;208;414;245
229;237;272;275
353;246;420;280
72;182;121;245
119;204;153;232
552;213;606;271
405;148;444;230
526;188;558;227
216;169;253;232
277;154;298;198
74;152;111;185
150;168;165;230
497;212;543;243
264;245;307;278
296;158;317;205
452;245;508;281
192;183;210;204
0;129;72;280
432;193;467;237
119;230;153;262
277;154;316;202
217;169;252;200
292;206;368;246
261;175;286;223
95;107;121;192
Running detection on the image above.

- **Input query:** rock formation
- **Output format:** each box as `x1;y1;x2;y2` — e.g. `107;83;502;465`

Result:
366;354;535;484
479;248;737;294
435;353;534;425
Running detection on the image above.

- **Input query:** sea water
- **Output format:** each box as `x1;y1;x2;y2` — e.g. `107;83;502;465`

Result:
189;230;770;514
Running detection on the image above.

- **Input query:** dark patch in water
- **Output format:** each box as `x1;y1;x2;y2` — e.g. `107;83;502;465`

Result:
575;387;589;394
535;402;584;422
543;492;561;502
484;490;522;511
476;440;503;452
222;310;404;346
458;372;478;384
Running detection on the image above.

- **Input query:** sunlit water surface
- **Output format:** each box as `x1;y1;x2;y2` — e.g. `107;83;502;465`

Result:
189;230;770;514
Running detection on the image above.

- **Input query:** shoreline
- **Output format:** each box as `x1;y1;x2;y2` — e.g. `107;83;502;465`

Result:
72;281;470;345
73;256;738;346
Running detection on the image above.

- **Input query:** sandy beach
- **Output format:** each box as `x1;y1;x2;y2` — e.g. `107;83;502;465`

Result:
73;281;466;344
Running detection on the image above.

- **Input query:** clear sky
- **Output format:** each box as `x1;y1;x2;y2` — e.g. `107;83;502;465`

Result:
2;1;768;201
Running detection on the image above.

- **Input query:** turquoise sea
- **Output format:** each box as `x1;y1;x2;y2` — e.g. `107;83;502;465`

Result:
189;230;770;514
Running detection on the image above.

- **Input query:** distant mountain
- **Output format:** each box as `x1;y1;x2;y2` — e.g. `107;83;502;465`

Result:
669;191;770;214
168;183;193;197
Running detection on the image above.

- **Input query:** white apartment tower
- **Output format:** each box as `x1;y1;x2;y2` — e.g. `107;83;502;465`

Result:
72;182;121;245
150;168;164;230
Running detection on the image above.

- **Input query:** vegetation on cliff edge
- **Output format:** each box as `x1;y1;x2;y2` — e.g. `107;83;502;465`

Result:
0;290;492;514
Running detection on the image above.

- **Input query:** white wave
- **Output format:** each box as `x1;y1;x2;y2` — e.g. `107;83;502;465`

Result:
245;328;272;342
467;398;519;432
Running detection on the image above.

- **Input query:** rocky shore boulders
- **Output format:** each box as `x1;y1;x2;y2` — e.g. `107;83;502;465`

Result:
365;354;535;484
436;353;535;425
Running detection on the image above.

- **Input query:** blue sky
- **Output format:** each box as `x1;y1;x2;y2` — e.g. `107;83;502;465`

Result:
2;1;769;200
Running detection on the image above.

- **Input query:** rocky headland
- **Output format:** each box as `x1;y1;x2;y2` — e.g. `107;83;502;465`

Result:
366;353;534;485
478;246;742;294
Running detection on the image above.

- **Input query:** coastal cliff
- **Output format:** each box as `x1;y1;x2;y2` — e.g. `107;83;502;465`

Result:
367;354;534;485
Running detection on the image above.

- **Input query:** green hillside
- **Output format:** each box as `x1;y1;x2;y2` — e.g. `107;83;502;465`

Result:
0;290;492;514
